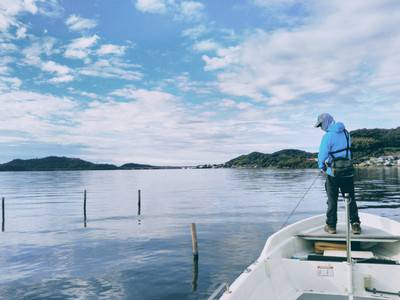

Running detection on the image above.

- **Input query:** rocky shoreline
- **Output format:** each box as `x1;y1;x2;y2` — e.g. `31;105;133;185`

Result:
357;155;400;167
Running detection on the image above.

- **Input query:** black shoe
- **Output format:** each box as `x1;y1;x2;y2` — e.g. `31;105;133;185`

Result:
324;224;336;234
351;223;361;235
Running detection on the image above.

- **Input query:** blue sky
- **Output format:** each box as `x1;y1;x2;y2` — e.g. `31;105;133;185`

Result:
0;0;399;165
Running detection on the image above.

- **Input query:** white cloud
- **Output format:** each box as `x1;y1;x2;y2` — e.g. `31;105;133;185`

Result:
0;43;18;52
135;0;167;14
65;15;97;31
220;98;252;110
0;0;38;32
68;34;99;49
251;0;300;8
0;0;60;38
22;41;74;84
97;44;126;56
163;73;215;94
203;1;400;105
67;88;192;163
79;59;142;81
1;91;76;115
78;91;98;99
66;88;98;100
36;0;62;18
236;102;252;110
0;66;9;74
0;85;296;165
182;24;207;39
220;98;235;108
0;90;77;139
0;76;21;92
65;87;290;164
41;60;71;75
22;37;57;65
19;37;77;84
135;0;205;21
64;35;99;60
111;87;175;102
202;46;240;71
16;26;27;38
64;49;88;60
0;56;14;73
193;39;219;52
48;74;74;84
179;1;204;20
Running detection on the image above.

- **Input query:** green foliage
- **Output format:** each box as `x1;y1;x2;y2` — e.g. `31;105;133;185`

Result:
0;156;119;171
351;127;400;163
225;149;317;169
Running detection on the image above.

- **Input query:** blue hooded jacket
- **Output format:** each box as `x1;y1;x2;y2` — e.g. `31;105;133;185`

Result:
318;121;351;176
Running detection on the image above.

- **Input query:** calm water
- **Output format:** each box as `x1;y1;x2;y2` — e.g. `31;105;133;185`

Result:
0;168;399;299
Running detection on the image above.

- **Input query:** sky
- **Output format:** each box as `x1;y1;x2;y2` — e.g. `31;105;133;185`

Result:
0;0;399;165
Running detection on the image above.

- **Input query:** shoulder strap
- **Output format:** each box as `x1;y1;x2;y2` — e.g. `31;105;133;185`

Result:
329;130;351;159
344;129;350;158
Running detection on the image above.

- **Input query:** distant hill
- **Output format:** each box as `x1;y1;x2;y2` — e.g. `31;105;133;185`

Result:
119;163;161;170
0;156;161;171
225;127;400;169
225;149;316;169
351;127;400;163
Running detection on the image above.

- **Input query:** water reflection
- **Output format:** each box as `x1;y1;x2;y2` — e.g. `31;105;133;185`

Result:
2;197;4;232
355;168;400;210
192;255;199;292
0;168;398;299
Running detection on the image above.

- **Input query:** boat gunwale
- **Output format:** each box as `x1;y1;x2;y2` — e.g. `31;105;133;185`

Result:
221;212;400;300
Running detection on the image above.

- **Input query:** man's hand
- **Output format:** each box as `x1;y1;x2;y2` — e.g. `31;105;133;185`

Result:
320;165;327;174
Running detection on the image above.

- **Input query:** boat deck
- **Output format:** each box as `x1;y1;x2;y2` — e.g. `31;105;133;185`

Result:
297;224;400;242
298;294;376;300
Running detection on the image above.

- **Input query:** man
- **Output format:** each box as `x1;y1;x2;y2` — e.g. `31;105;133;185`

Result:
315;113;361;234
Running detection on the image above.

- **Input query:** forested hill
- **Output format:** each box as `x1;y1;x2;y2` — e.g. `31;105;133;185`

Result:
0;156;160;171
224;149;316;168
350;127;400;163
225;127;400;168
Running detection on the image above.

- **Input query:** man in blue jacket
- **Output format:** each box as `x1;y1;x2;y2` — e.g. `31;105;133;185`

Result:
315;113;361;234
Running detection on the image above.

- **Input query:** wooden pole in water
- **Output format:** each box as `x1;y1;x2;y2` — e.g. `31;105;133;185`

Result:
191;223;199;291
83;189;87;227
191;223;198;257
2;197;4;232
138;189;141;216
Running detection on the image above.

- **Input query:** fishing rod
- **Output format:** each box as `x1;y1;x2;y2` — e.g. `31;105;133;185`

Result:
280;172;321;229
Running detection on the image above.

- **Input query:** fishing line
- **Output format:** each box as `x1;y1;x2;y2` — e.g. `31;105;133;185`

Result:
280;172;321;229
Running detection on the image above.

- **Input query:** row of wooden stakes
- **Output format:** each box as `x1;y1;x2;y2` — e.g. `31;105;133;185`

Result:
1;190;200;291
2;190;198;256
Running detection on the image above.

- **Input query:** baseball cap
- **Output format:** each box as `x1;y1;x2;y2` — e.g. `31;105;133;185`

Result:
314;113;332;128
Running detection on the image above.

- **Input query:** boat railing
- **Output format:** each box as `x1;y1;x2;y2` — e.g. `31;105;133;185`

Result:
207;282;230;300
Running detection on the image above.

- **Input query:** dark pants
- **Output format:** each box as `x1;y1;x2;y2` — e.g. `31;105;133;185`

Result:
325;175;360;227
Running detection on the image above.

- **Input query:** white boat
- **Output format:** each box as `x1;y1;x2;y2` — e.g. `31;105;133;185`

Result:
211;200;400;300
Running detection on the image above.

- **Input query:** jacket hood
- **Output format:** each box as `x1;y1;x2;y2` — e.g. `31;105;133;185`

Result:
328;121;345;133
319;113;335;131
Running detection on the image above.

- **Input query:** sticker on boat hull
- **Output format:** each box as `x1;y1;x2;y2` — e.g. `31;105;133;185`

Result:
317;265;334;277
